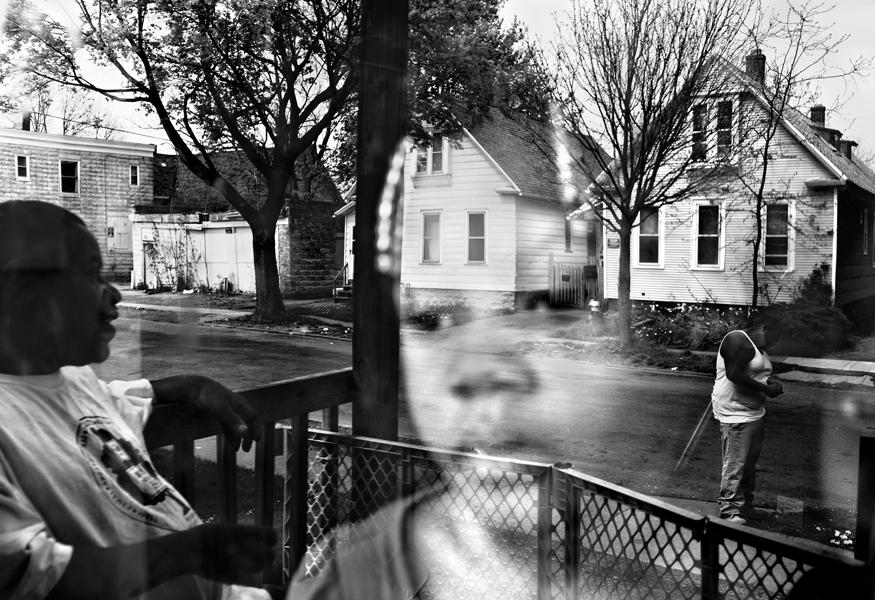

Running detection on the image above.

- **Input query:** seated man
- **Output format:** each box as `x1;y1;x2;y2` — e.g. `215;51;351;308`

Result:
0;201;277;599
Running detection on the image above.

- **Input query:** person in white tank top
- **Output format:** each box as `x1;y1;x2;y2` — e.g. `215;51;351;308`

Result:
711;316;783;523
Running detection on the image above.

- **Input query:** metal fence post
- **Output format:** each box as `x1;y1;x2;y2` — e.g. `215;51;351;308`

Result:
856;428;875;564
564;476;580;600
700;522;720;600
537;469;553;600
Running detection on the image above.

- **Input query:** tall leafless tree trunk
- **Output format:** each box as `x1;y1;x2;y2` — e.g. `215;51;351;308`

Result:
550;0;750;346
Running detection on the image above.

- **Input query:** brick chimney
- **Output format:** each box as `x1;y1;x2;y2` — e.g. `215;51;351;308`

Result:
745;49;766;84
810;105;826;126
21;111;31;131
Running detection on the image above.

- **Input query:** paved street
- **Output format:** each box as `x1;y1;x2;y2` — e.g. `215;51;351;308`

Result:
97;312;875;528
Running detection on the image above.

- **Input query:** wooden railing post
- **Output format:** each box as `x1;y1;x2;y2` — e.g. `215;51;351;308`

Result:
856;428;875;564
216;433;237;523
172;438;195;503
284;416;309;581
255;420;278;584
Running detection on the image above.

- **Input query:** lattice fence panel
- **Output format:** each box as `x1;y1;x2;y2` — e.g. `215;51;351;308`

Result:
574;492;701;599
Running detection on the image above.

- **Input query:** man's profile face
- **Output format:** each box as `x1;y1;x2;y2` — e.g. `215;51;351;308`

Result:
29;224;121;369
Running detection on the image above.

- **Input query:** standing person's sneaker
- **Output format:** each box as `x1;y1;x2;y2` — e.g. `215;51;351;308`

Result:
725;515;747;525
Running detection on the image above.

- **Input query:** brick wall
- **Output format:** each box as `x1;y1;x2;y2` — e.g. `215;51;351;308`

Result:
0;130;155;282
284;198;344;297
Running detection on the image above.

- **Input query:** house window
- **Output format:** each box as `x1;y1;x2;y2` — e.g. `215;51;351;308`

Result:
638;207;660;264
716;101;732;156
691;104;707;161
60;160;79;194
130;165;139;186
16;155;29;179
431;134;444;173
696;204;721;267
422;212;441;263
765;204;789;267
564;218;572;253
467;212;486;263
415;134;446;175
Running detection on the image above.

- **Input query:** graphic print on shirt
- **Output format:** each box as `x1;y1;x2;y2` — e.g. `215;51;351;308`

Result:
77;416;199;530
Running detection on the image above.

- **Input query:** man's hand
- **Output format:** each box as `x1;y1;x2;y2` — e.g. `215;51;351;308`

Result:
765;380;784;398
188;524;278;584
151;375;261;451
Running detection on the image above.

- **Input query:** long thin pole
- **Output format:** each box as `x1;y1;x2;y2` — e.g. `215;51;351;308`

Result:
674;400;712;472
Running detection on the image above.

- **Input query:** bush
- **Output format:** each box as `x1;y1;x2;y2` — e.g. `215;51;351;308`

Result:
631;303;747;350
766;301;850;356
403;302;475;330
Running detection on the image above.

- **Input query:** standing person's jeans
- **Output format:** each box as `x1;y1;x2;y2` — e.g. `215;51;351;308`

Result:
719;418;765;518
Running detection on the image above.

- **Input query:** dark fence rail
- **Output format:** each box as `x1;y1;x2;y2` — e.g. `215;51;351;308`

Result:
145;370;868;596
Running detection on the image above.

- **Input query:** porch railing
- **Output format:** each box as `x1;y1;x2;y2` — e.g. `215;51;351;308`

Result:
144;369;868;597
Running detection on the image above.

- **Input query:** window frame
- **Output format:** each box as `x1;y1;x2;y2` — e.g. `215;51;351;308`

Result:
762;202;795;272
466;210;487;264
130;164;140;186
564;218;573;253
421;211;442;264
716;100;733;157
59;159;79;194
15;155;29;180
691;201;724;270
414;135;449;176
634;206;664;268
691;104;707;162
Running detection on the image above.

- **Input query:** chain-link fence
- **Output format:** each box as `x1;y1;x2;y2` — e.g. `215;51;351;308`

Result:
282;430;863;599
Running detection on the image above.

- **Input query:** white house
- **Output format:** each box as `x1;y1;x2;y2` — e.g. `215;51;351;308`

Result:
599;52;875;309
335;109;605;313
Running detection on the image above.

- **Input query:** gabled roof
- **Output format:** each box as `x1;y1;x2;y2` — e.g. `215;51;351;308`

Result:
727;63;875;197
465;108;606;203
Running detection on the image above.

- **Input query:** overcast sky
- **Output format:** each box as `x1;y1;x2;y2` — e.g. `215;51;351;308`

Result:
502;0;875;157
17;1;875;160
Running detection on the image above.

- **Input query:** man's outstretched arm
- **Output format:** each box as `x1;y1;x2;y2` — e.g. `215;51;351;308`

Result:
149;376;261;451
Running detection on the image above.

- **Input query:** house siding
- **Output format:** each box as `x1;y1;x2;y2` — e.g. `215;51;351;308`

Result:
0;130;154;281
131;213;292;293
400;136;518;296
603;105;837;306
515;197;585;292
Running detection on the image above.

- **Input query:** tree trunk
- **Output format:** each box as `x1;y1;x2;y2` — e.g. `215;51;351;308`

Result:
617;219;633;347
252;225;285;320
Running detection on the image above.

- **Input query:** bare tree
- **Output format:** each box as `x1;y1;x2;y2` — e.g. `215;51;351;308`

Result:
551;0;751;346
732;0;872;308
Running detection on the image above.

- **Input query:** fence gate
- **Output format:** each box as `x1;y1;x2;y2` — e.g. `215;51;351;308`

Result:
549;262;599;308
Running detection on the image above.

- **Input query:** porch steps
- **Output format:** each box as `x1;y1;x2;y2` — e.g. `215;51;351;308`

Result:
333;279;353;303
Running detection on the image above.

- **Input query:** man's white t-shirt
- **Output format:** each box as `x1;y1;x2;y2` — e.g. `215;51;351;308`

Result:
0;365;266;600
